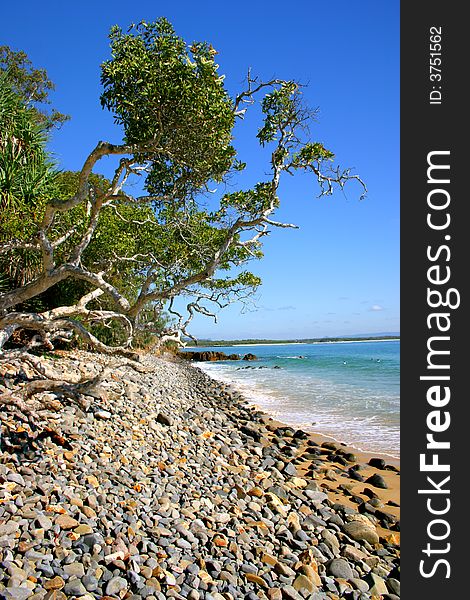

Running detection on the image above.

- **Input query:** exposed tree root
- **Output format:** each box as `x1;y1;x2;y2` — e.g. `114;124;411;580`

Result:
0;349;109;455
0;346;157;458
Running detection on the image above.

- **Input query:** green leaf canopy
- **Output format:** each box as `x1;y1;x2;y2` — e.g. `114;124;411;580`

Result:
100;18;236;200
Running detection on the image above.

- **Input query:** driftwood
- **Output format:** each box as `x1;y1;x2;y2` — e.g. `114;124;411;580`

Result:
0;351;111;454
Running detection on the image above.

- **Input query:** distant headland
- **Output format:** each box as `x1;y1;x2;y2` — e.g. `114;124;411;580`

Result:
185;334;400;347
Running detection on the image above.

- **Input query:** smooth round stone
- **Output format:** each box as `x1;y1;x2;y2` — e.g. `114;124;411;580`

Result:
343;521;380;545
106;576;128;596
327;558;355;580
365;474;388;489
1;589;33;600
368;458;386;470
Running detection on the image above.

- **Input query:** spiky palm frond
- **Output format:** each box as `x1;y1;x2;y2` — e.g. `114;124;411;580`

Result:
0;73;58;291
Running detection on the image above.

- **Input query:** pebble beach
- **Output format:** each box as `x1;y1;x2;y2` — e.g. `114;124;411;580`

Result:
0;351;400;600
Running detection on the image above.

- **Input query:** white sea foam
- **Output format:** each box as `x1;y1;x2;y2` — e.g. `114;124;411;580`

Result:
195;356;400;458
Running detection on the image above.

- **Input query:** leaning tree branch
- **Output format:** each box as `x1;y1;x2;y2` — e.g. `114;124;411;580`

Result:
0;239;39;255
233;69;286;116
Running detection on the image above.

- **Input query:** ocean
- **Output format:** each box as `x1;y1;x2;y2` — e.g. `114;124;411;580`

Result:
190;340;400;458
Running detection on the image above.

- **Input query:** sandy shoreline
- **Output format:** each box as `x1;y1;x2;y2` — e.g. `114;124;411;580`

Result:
187;360;400;537
194;361;400;461
193;352;400;466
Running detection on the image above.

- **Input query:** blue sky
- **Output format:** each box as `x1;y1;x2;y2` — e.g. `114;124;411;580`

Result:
2;1;399;340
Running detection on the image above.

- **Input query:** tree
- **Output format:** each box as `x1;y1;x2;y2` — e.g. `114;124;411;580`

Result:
0;45;70;130
44;170;175;347
0;18;366;360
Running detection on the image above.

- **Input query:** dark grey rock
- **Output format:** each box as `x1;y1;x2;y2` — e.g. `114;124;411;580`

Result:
63;579;88;596
156;412;173;426
386;577;400;596
365;473;388;489
368;458;386;469
280;585;304;600
82;574;99;591
283;462;298;477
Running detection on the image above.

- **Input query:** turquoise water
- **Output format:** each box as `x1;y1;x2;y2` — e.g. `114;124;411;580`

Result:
191;340;400;457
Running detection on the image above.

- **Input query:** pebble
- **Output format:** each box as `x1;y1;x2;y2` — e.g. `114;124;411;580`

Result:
368;457;386;469
321;529;340;555
43;576;65;590
0;350;399;599
63;579;88;596
82;575;99;591
36;515;53;530
364;572;389;595
280;585;303;600
327;558;354;580
55;514;79;530
95;409;112;419
0;521;19;536
106;576;129;596
44;593;66;600
341;545;368;562
365;473;388;489
2;589;33;600
343;520;380;545
293;574;318;593
63;562;85;577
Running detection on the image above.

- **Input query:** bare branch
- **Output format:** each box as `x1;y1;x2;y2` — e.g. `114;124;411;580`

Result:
0;263;130;312
264;218;299;229
233;69;286;116
37;230;55;273
0;239;39;255
51;227;77;249
70;195;103;264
